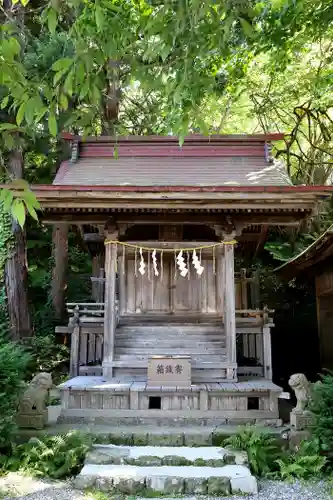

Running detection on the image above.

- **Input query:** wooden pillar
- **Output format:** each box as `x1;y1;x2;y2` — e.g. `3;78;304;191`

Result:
223;235;237;381
102;225;118;378
51;223;68;320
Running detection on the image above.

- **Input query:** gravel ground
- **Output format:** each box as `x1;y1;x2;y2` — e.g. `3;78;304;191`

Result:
0;474;332;500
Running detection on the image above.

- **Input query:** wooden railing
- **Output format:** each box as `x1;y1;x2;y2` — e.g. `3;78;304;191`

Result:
66;301;118;377
62;303;273;379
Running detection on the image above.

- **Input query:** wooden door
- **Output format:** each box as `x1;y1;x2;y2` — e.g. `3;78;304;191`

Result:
122;257;172;314
121;256;220;315
171;258;218;313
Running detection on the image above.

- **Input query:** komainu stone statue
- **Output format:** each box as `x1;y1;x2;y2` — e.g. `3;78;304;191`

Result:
288;373;313;430
288;373;311;414
17;372;53;430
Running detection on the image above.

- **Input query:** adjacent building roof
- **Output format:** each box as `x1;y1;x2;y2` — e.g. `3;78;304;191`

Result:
275;225;333;277
54;134;291;187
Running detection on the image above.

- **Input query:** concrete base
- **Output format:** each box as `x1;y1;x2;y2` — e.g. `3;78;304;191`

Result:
58;376;282;426
75;464;258;495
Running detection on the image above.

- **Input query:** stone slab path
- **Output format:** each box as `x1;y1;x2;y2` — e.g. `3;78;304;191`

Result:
0;476;332;500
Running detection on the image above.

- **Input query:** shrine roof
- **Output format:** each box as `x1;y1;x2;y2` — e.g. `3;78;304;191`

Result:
53;133;291;187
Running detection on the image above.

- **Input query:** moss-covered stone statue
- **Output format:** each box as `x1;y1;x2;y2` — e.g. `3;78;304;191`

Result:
17;372;54;430
288;373;316;431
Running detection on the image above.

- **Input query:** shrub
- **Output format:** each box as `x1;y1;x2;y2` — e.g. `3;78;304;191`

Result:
223;426;280;477
309;374;333;452
3;431;94;479
21;334;69;383
0;338;30;451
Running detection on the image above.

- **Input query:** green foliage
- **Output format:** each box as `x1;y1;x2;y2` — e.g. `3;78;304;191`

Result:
224;427;328;480
2;431;93;479
223;427;280;477
21;335;68;383
275;439;327;480
309;374;333;452
0;338;30;451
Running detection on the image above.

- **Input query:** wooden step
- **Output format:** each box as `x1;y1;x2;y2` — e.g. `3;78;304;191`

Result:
114;349;226;356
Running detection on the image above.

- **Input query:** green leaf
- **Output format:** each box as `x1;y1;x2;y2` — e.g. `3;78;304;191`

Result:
0;189;14;212
59;93;68;110
95;4;105;30
16;101;26;126
11;199;26;228
240;18;254;38
0;123;18;132
52;58;73;72
26;205;39;221
1;96;9;110
21;0;30;5
47;8;58;34
48;112;58;137
64;71;74;96
22;190;41;210
54;68;68;85
24;97;37;125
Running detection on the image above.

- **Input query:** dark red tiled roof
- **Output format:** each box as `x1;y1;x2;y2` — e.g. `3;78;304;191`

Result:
54;134;290;187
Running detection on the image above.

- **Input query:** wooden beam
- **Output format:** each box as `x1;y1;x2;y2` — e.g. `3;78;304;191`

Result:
41;212;306;227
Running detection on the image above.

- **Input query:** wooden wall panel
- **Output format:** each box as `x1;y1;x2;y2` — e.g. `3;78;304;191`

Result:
317;293;333;370
120;255;252;316
316;271;333;296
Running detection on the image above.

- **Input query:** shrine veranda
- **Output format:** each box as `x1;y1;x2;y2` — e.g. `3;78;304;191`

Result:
30;134;330;425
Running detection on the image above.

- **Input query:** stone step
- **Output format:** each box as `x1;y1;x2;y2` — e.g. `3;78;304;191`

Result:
19;422;287;448
74;463;258;495
85;444;248;466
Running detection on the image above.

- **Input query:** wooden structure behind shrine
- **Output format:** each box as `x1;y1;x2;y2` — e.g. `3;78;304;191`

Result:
32;134;329;425
277;225;333;372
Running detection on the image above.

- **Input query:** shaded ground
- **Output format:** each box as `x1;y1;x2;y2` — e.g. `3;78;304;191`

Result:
0;474;332;500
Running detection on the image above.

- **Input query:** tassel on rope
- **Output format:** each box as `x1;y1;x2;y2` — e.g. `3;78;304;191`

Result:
174;251;177;280
213;245;216;275
148;250;151;281
122;244;126;275
192;249;204;275
139;247;146;275
177;250;188;277
187;251;190;280
152;249;159;276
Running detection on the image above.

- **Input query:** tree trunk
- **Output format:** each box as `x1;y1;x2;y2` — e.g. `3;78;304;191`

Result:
51;224;68;320
4;150;32;340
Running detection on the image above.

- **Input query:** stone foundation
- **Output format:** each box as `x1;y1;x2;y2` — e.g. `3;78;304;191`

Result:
58;376;282;425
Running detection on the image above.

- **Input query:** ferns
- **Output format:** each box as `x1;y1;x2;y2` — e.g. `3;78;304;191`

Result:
2;431;94;479
224;426;327;480
224;426;280;477
275;440;327;480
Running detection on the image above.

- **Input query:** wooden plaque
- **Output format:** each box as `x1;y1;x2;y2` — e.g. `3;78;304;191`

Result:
147;356;191;387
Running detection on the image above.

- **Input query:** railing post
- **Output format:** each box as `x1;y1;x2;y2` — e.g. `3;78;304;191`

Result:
263;307;273;380
70;305;80;377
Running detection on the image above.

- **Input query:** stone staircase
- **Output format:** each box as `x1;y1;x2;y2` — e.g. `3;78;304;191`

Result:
113;317;228;381
75;443;258;495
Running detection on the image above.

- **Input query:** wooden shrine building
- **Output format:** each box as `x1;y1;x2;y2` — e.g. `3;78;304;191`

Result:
276;225;333;373
33;134;329;425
